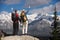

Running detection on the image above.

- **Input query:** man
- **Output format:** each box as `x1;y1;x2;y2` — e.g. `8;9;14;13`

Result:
20;10;28;34
11;10;19;35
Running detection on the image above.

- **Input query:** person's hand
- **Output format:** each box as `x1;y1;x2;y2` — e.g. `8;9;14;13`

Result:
24;16;27;21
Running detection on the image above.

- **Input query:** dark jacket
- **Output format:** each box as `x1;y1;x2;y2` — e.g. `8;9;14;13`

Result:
11;13;19;22
20;15;27;23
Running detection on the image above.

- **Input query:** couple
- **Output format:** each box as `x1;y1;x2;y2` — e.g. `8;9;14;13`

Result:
11;10;28;35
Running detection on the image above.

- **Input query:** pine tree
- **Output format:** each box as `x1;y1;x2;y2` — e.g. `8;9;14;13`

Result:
51;6;60;40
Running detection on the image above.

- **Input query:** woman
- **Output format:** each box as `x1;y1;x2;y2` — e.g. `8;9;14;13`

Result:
20;10;28;34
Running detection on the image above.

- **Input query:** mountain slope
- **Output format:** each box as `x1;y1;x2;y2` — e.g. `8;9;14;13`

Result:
0;11;60;36
28;18;52;36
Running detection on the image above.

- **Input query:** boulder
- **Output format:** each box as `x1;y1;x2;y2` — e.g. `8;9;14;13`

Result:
1;35;39;40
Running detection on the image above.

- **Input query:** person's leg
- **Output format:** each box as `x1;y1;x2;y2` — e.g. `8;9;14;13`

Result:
22;23;25;34
0;36;1;40
13;22;16;35
17;22;19;34
14;22;17;35
15;22;19;35
25;21;28;34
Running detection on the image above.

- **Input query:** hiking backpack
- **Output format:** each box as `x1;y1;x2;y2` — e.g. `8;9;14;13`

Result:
11;13;19;22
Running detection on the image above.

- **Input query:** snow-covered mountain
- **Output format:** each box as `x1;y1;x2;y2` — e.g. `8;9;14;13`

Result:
0;11;54;28
28;19;51;36
0;11;60;36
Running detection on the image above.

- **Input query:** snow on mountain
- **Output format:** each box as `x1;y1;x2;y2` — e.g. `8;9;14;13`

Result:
0;11;13;30
0;11;38;32
27;13;37;23
28;18;52;36
0;11;60;35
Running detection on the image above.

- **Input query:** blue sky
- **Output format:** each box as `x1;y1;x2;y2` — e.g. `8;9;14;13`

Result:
0;0;60;13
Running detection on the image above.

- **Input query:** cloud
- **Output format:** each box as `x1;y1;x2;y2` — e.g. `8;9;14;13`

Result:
29;5;54;15
24;0;51;8
43;5;54;13
56;2;60;12
43;2;60;13
29;2;60;15
0;0;20;5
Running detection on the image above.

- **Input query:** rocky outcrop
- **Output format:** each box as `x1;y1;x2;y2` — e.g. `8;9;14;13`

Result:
1;35;39;40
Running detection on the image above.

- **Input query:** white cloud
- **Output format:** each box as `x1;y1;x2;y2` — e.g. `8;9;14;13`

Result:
56;2;60;12
25;0;51;8
43;2;60;13
0;11;9;14
29;2;60;15
43;5;54;13
29;5;54;15
1;0;20;4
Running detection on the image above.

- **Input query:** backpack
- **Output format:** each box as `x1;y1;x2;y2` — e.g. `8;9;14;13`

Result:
11;13;19;22
15;13;19;20
11;13;16;22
